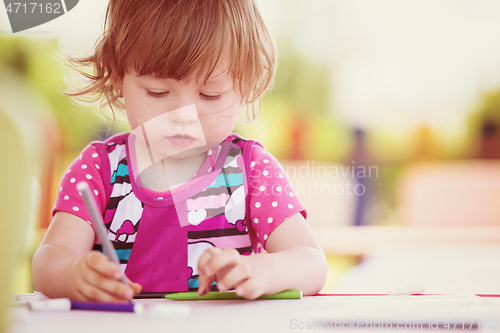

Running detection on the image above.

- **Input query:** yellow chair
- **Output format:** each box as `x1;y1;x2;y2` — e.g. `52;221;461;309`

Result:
0;64;49;332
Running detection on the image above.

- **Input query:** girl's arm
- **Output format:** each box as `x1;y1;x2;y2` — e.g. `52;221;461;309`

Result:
32;211;141;301
197;212;327;298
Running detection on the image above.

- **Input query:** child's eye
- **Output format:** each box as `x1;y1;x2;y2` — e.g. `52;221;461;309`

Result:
146;90;168;97
200;93;221;101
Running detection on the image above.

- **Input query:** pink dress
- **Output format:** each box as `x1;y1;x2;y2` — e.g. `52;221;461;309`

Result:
53;133;306;292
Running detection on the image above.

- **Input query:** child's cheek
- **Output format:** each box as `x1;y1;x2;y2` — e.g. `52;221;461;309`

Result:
200;117;219;140
200;113;237;143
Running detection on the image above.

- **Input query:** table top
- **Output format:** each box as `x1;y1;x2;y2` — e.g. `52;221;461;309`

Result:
10;293;500;333
336;243;500;295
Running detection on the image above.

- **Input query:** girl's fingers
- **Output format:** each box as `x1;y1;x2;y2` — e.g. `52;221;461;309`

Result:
85;251;122;279
82;269;133;300
197;247;220;295
197;247;222;275
129;281;142;294
84;251;140;299
233;277;261;300
73;289;92;302
203;248;241;279
68;252;140;302
68;276;91;302
125;276;142;294
216;262;252;292
197;273;215;296
197;248;246;295
78;279;129;303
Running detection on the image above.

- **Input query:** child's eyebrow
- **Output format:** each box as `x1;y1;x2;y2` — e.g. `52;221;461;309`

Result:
203;75;232;87
135;75;163;84
133;71;232;88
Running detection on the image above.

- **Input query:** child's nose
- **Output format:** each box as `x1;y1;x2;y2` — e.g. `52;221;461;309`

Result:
167;104;199;124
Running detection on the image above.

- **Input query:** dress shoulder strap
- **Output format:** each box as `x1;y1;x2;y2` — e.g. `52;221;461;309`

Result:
241;139;263;187
241;139;264;253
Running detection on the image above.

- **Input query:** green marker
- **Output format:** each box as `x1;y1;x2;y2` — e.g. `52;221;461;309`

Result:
165;290;302;301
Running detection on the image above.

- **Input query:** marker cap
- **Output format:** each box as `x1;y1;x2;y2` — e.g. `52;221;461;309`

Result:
30;299;71;311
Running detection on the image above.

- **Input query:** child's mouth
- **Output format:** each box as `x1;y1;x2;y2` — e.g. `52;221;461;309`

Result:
167;135;196;147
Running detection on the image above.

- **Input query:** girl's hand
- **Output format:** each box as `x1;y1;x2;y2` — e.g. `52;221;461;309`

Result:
197;247;269;300
67;251;142;302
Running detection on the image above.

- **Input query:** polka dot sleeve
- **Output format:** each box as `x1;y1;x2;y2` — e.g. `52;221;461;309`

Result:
52;143;107;231
248;146;307;250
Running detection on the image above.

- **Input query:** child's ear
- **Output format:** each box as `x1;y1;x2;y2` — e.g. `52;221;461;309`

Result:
110;64;123;93
110;72;123;93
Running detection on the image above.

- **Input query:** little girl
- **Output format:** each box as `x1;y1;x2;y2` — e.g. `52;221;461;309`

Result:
32;0;327;302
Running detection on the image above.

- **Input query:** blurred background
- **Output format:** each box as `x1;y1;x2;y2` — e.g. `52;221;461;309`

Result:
1;0;500;295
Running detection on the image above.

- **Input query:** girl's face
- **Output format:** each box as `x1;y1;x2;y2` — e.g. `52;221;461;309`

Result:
119;63;241;160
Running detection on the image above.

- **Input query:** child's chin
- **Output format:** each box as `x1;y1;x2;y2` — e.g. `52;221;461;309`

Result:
166;144;210;160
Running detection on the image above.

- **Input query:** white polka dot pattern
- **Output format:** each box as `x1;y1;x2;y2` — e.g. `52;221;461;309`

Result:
248;144;306;249
53;142;106;228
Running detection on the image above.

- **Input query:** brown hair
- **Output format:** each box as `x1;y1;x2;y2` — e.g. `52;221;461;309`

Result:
67;0;276;121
